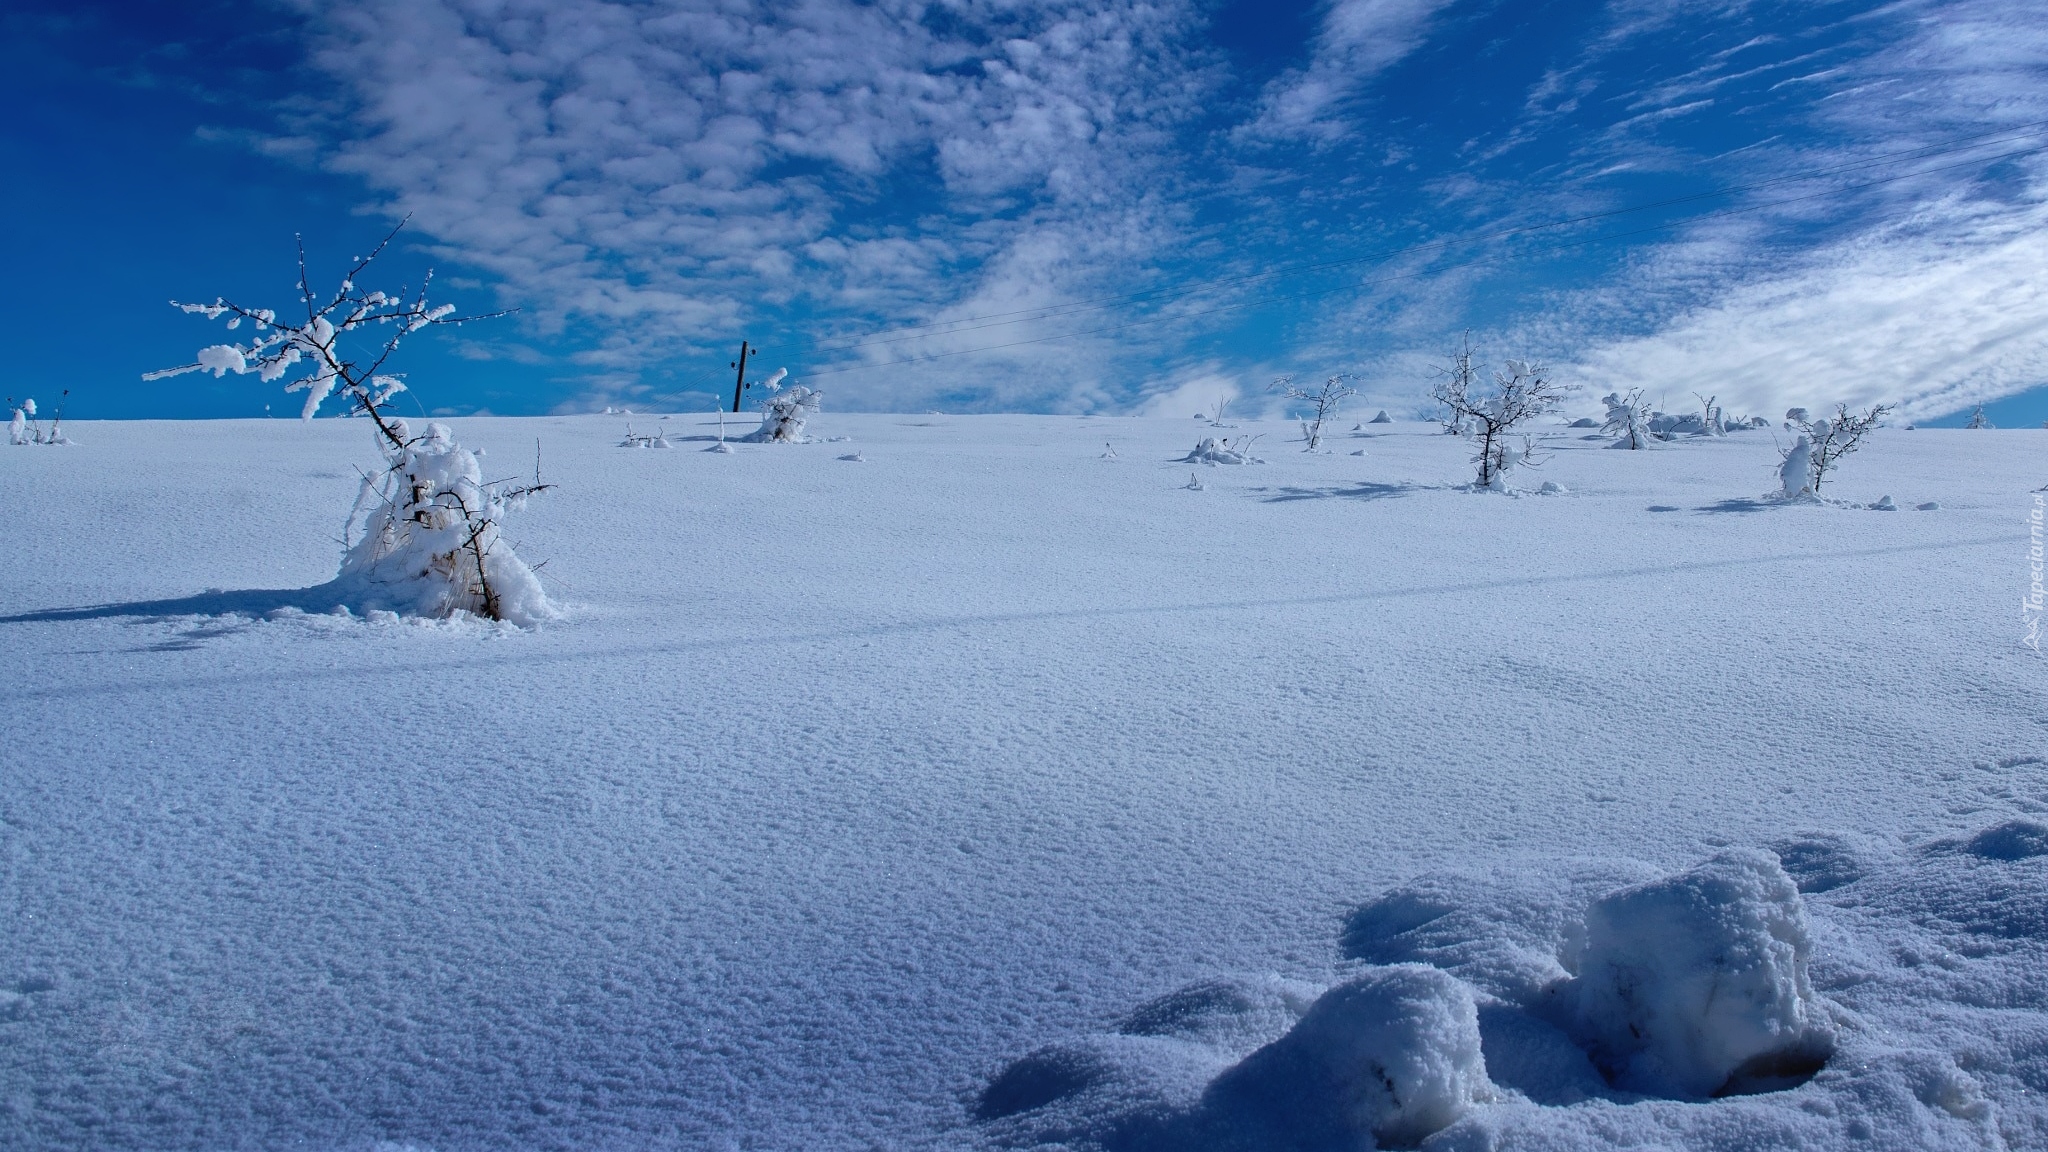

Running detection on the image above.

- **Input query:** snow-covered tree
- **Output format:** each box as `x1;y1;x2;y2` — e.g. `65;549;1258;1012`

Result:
145;224;555;625
1780;403;1890;496
1271;373;1357;451
1600;389;1657;450
1432;333;1480;436
1430;347;1569;490
1965;404;1994;429
741;383;822;443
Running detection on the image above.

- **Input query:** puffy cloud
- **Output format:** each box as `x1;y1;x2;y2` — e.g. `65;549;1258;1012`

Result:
295;0;1219;408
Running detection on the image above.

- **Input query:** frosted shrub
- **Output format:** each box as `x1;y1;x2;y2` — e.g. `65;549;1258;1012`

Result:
741;384;821;443
1600;389;1657;450
146;224;554;625
1568;850;1832;1098
1271;372;1357;451
1779;403;1890;496
338;420;553;625
1182;435;1264;465
7;392;70;446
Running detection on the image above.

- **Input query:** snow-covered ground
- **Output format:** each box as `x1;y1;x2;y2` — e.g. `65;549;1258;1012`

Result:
0;413;2042;1151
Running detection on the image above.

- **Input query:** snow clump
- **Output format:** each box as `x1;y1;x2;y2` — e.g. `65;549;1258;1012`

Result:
1182;437;1263;465
1779;435;1816;498
1566;849;1832;1099
1208;964;1497;1148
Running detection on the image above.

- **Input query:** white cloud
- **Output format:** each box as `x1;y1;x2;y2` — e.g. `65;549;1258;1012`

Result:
291;0;1220;409
1239;0;1452;142
1568;194;2048;421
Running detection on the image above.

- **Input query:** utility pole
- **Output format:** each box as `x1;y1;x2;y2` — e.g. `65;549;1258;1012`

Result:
730;340;752;413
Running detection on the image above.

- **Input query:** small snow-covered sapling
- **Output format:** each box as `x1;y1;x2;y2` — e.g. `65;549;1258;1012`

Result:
145;222;555;624
1785;403;1890;494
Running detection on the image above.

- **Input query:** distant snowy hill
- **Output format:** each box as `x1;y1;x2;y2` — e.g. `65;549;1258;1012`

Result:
0;414;2042;1150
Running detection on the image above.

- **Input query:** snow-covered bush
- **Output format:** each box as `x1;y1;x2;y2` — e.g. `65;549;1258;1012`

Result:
1781;403;1890;495
145;225;554;625
1600;389;1657;450
1567;850;1832;1099
1182;435;1264;465
741;384;821;443
7;393;70;446
1693;391;1726;437
620;422;672;448
1430;341;1568;489
1965;404;1993;429
1210;964;1497;1148
339;419;554;625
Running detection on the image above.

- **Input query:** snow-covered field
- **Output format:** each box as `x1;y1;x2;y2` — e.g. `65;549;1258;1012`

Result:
1;413;2043;1151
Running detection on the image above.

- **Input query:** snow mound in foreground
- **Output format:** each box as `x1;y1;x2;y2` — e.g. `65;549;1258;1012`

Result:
982;822;2042;1150
1567;849;1832;1099
1208;965;1496;1149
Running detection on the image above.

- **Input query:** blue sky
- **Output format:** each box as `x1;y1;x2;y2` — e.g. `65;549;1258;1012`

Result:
4;0;2046;424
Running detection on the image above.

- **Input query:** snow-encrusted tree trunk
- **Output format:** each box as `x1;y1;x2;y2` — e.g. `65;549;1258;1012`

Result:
146;223;555;625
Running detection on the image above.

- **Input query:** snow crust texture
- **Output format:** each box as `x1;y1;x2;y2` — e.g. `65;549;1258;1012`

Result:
0;415;2041;1151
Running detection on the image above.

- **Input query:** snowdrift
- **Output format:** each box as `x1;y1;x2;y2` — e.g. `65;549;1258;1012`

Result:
981;831;2040;1150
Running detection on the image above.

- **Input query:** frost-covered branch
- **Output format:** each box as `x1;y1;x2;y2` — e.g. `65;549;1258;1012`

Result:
144;219;509;451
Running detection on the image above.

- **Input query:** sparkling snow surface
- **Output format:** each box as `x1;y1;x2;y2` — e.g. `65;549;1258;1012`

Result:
1;415;2042;1150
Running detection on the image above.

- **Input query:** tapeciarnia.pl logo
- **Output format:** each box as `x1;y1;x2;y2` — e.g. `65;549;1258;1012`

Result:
2027;494;2044;651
